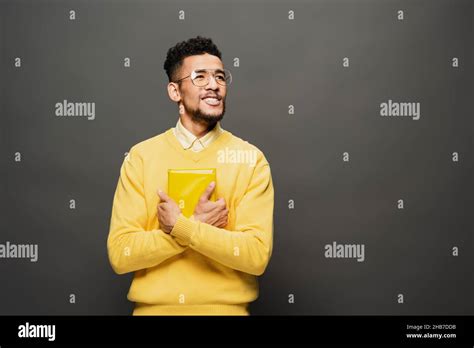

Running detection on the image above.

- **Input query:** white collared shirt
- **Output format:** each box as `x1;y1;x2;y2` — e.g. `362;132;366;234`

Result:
172;118;224;152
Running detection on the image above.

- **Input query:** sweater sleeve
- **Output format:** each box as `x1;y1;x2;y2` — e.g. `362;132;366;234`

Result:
107;147;187;275
170;155;274;276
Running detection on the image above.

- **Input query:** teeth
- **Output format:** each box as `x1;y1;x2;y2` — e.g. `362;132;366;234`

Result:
203;97;220;106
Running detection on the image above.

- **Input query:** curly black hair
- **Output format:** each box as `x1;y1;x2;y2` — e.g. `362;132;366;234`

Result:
163;36;222;83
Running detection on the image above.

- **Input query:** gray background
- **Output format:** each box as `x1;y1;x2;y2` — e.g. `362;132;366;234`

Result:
1;0;473;315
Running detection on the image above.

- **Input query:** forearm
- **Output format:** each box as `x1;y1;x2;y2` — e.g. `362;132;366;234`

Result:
170;214;272;276
107;228;186;274
107;145;188;275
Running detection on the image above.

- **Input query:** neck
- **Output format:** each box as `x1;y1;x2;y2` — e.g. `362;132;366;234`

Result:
180;115;217;138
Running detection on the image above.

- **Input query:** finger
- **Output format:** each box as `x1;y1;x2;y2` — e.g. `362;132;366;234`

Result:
217;198;226;208
208;215;218;226
217;217;228;228
199;181;215;203
157;189;170;202
218;213;228;223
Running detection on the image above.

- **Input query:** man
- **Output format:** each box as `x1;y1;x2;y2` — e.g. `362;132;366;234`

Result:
107;36;274;315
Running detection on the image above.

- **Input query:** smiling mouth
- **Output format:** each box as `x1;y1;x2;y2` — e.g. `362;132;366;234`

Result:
202;97;221;106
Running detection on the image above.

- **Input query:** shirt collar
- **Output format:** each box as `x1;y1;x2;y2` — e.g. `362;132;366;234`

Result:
173;117;223;151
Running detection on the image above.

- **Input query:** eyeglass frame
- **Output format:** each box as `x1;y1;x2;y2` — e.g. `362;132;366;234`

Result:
174;68;232;87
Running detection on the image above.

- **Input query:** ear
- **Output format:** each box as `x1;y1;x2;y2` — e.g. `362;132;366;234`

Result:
167;82;181;103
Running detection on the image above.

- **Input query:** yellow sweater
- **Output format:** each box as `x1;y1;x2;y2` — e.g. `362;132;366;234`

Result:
107;128;274;315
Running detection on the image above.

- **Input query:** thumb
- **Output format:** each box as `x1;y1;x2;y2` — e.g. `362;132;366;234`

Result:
157;189;170;202
199;181;215;202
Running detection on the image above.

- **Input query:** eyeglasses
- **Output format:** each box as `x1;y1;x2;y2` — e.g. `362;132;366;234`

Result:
174;68;232;87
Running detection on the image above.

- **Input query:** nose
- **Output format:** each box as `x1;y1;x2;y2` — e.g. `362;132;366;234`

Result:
205;74;219;90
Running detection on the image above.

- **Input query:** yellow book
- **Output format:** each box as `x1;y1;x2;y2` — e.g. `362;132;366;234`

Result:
168;168;217;218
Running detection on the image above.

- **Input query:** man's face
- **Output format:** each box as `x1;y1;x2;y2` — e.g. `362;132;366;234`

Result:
172;53;227;126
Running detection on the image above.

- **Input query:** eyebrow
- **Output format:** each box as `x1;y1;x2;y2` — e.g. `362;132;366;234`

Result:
195;68;225;74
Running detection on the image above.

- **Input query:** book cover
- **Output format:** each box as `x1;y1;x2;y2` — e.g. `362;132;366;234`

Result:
168;168;217;218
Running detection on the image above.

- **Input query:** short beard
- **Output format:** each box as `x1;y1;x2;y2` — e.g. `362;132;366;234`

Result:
186;100;226;130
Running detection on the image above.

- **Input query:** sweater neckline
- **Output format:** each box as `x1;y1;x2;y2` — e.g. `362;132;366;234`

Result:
164;127;233;163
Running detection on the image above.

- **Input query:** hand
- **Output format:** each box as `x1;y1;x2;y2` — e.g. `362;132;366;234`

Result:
193;181;228;228
157;189;181;234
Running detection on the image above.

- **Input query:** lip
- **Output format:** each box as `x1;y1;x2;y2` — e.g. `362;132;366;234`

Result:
201;97;221;107
201;96;221;100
